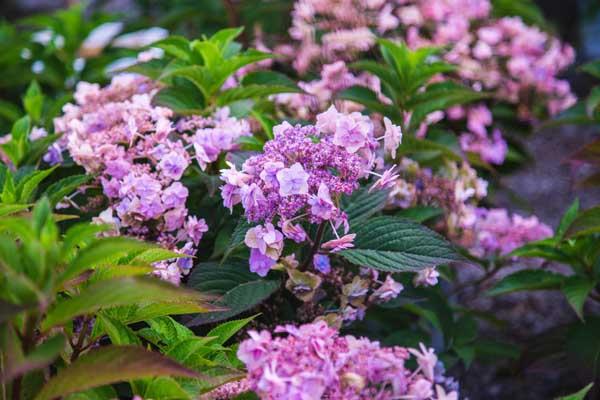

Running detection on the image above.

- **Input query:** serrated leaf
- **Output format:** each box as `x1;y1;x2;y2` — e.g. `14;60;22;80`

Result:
42;277;216;331
487;270;565;296
143;376;191;400
206;315;257;345
187;262;279;326
131;248;188;264
395;206;443;223
34;346;200;400
96;314;140;345
145;316;194;346
339;216;462;272
223;219;254;262
562;276;595;320
340;186;389;226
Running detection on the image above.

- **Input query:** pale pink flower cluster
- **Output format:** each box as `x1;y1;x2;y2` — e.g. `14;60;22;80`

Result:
238;321;458;399
285;0;575;165
467;208;553;257
53;74;248;283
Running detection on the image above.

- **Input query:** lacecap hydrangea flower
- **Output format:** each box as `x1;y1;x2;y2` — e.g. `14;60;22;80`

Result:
238;320;459;399
220;105;400;276
53;73;250;283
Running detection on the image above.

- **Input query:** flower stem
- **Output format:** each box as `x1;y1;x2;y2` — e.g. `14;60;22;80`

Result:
301;223;326;271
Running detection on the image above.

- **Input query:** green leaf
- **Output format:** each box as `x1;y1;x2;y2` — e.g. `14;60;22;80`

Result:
565;206;600;238
60;237;152;283
15;166;57;203
407;82;489;132
209;27;244;51
0;203;30;217
143;376;191;400
240;70;297;88
397;136;462;162
562;276;595;320
144;316;194;346
153;86;205;114
340;186;389;226
153;36;194;62
0;169;16;203
337;86;401;120
130;248;189;264
96;314;140;345
586;87;600;116
556;383;594;400
206;315;257;345
217;84;300;106
42;277;216;331
43;174;92;207
23;80;44;122
487;270;565;296
60;223;113;260
0;333;65;382
339;216;462;272
34;346;200;400
1;116;31;166
64;386;118;400
222;219;254;262
491;0;548;27
556;199;580;240
395;206;443;223
187;262;280;325
582;60;600;79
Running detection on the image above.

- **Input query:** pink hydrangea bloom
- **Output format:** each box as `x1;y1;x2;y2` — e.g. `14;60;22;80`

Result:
238;321;452;400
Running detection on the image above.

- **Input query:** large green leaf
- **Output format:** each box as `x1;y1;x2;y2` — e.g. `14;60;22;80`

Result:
562;276;595;320
487;270;565;296
339;216;462;272
186;262;280;325
206;315;257;345
222;219;254;262
34;346;200;400
565;206;600;238
153;86;205;115
556;199;580;240
42;277;216;331
340;186;389;226
337;86;401;121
